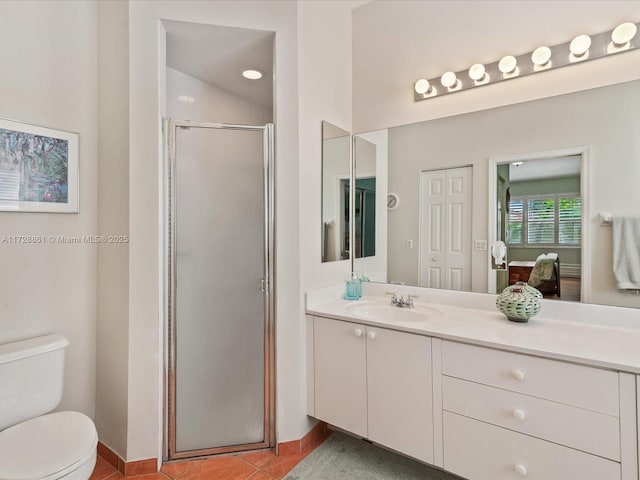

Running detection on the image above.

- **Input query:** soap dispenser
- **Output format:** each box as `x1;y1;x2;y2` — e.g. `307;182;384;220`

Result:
344;272;361;300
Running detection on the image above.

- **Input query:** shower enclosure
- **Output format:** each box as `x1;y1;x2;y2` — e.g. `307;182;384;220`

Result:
164;119;274;459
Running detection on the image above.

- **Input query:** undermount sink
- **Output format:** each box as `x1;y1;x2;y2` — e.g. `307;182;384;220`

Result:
344;300;443;322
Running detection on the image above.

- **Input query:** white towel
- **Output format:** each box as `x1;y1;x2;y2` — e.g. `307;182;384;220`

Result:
612;216;640;290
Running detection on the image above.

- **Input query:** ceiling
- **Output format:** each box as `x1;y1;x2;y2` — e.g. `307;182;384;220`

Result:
164;20;274;110
509;155;581;182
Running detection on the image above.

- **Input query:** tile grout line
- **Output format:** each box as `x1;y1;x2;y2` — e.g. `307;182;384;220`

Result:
234;454;269;471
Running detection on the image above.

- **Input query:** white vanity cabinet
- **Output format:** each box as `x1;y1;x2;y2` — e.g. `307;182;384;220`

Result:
308;315;434;464
441;341;638;480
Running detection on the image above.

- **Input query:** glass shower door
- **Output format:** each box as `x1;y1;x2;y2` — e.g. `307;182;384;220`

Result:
167;121;273;458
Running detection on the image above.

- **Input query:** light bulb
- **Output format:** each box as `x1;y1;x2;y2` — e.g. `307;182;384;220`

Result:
531;46;551;66
570;34;591;56
468;63;486;81
441;71;457;88
414;79;431;95
242;69;263;80
612;22;637;45
498;55;517;74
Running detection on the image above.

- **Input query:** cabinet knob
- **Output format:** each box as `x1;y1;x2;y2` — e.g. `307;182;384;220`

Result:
514;464;527;476
367;331;376;340
354;328;363;337
513;409;526;421
511;369;525;381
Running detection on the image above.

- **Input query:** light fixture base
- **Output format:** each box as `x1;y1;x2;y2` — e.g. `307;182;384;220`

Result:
414;22;639;102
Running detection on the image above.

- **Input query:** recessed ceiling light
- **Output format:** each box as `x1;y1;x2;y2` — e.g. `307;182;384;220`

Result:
242;69;263;80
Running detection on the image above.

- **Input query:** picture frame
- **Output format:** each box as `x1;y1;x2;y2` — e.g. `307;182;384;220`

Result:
0;117;79;213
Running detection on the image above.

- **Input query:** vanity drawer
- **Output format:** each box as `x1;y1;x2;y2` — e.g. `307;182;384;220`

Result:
443;411;621;480
441;341;619;416
442;376;620;460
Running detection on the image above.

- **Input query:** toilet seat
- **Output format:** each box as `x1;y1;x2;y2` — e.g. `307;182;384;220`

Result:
0;411;97;480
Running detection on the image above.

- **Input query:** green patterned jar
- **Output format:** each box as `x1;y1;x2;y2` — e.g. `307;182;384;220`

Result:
496;282;542;323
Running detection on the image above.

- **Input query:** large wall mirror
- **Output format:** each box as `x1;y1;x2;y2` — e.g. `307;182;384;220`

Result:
322;122;384;266
351;79;640;309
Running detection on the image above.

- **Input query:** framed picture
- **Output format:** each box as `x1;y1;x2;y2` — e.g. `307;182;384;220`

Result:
0;118;79;213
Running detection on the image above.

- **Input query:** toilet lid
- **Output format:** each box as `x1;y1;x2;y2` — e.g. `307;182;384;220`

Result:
0;411;97;480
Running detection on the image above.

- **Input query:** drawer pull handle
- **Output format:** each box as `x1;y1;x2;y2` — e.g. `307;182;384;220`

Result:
367;331;376;340
511;369;525;381
513;409;526;421
514;464;528;476
354;328;363;337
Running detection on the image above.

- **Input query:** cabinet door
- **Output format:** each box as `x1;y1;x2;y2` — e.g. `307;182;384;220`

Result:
314;317;367;437
367;327;433;463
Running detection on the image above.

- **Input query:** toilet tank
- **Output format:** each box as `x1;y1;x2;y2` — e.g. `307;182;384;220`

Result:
0;334;69;430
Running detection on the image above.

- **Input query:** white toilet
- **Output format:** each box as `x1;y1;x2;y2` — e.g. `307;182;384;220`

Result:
0;334;98;480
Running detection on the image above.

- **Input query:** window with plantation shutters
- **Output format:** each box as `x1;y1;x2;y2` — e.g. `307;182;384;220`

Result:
507;199;524;244
507;193;581;246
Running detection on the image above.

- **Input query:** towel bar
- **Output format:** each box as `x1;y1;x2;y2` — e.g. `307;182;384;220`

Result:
600;212;613;226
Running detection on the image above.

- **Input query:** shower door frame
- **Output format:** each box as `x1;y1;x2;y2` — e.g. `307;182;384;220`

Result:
163;119;276;460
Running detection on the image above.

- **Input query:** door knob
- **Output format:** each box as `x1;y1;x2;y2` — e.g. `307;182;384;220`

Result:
511;369;525;381
354;328;363;337
367;331;376;340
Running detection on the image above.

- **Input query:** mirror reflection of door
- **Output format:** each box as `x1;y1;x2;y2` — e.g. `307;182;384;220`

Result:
502;155;582;302
354;136;377;259
354;178;376;257
321;121;351;262
419;166;472;290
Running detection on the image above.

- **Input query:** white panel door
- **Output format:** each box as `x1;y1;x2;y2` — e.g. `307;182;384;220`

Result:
366;327;433;464
420;171;446;288
420;167;472;290
313;317;368;437
445;168;472;291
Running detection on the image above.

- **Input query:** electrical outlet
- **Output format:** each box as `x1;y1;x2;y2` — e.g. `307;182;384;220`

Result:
407;239;413;249
475;240;487;251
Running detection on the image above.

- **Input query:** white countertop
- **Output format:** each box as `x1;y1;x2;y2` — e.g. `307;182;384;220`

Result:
306;284;640;374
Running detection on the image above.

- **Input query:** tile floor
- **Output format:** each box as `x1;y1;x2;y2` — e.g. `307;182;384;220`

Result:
89;432;331;480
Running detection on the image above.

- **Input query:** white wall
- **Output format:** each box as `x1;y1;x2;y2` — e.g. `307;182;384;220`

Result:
166;67;273;123
96;0;130;458
128;0;300;461
298;1;360;292
297;0;363;438
0;1;98;417
353;0;640;132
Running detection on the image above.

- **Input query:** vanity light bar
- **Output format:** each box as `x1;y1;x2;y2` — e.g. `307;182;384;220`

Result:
414;21;639;102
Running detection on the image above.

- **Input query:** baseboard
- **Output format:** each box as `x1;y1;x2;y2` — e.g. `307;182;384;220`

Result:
97;441;157;476
97;423;327;472
278;421;329;455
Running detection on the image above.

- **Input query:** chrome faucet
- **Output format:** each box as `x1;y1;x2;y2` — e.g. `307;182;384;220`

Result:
386;292;418;308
